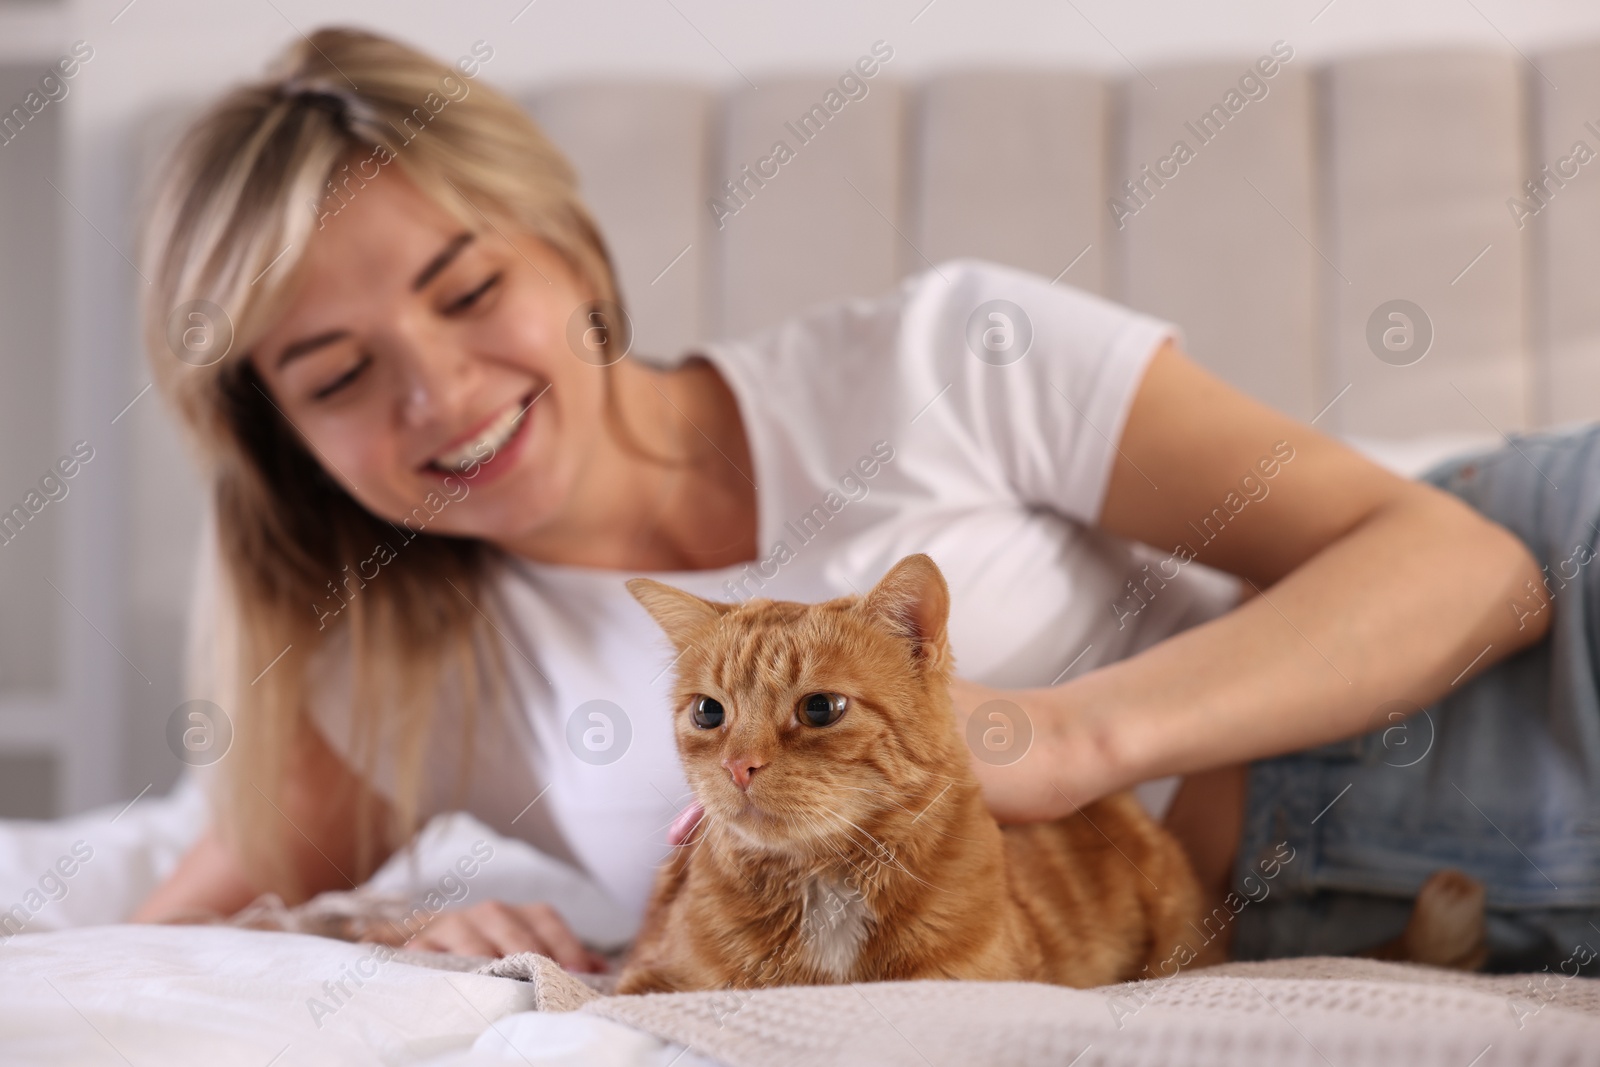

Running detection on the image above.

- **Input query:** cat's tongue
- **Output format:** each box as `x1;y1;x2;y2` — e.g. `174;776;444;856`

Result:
668;799;705;846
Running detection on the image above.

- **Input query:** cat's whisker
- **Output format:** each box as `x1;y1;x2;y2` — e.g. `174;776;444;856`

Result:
829;785;967;833
810;832;859;872
780;808;849;855
817;822;875;870
855;837;940;892
819;810;942;893
911;770;966;788
650;811;688;835
787;810;876;880
826;798;972;845
833;813;894;857
667;825;709;851
830;786;921;813
681;807;720;849
814;808;885;852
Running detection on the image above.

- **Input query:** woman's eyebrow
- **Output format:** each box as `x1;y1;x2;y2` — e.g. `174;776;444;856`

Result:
411;231;475;291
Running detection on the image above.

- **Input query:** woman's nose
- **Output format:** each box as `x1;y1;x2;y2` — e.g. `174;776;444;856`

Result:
395;335;472;428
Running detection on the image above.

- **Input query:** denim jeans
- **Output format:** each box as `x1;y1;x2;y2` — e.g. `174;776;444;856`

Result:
1232;423;1600;974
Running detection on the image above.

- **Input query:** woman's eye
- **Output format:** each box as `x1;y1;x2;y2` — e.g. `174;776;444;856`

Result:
311;355;370;400
445;271;501;313
691;696;725;729
799;692;847;727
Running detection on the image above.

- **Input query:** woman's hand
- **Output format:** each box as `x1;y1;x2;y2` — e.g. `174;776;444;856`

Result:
402;900;609;972
948;675;1121;824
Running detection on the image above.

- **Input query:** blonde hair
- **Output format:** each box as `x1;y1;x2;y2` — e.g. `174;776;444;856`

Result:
139;27;623;898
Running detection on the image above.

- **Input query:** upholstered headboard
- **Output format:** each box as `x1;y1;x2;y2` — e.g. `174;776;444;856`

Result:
524;44;1600;433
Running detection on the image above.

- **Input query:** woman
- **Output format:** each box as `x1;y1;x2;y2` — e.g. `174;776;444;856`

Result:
132;28;1559;972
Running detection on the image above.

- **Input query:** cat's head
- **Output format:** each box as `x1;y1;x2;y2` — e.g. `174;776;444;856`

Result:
627;554;963;851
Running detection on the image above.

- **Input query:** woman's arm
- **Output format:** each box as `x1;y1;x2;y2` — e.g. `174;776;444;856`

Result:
966;341;1550;821
132;716;608;970
131;826;266;922
133;719;386;921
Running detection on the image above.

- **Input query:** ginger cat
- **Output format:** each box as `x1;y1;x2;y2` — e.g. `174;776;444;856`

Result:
616;553;1202;994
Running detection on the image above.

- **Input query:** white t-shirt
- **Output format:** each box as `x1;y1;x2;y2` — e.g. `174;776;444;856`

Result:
216;259;1241;928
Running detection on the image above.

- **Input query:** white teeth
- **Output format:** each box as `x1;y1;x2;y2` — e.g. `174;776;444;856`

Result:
433;400;528;473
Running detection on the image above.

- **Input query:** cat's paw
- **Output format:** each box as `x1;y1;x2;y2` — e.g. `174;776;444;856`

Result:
614;966;679;995
1401;867;1488;971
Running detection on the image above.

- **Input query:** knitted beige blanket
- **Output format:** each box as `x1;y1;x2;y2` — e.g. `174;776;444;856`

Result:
224;891;1600;1064
465;952;1600;1067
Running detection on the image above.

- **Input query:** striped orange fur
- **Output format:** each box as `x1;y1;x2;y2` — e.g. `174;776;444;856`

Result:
617;553;1202;994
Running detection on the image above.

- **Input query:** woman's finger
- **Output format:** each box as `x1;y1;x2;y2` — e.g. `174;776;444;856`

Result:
517;903;599;972
467;901;553;958
399;900;602;969
406;915;499;958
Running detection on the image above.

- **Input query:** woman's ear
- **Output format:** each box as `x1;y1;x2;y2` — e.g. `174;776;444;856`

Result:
627;578;728;652
861;553;950;663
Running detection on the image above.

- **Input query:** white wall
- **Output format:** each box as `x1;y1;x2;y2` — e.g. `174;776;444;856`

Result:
8;0;1600;140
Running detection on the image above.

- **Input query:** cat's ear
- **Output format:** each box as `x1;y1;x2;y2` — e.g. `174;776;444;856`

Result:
861;554;950;663
627;578;729;651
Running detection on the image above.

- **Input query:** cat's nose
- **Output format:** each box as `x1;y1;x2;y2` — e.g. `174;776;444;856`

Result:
722;755;766;791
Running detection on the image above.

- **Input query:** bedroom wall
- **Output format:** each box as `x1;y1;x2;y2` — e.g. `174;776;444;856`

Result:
4;0;1600;817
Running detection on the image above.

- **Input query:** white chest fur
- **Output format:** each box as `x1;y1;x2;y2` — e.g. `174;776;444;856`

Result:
797;877;873;980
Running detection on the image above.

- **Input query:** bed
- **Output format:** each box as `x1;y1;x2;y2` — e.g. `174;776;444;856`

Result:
11;433;1585;1065
4;771;1598;1066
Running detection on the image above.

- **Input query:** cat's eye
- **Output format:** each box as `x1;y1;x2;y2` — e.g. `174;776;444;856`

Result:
691;696;725;729
798;692;848;728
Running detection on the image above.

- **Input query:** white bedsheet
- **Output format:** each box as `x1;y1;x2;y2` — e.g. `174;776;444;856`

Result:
0;783;675;1063
0;923;697;1066
0;775;208;936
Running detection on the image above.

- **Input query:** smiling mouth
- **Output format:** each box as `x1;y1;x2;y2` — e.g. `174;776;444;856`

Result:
426;391;536;474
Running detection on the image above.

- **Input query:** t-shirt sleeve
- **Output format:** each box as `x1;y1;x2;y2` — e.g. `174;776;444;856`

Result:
905;259;1179;526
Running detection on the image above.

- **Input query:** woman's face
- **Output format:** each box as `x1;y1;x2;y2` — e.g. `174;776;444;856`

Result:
247;167;608;544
